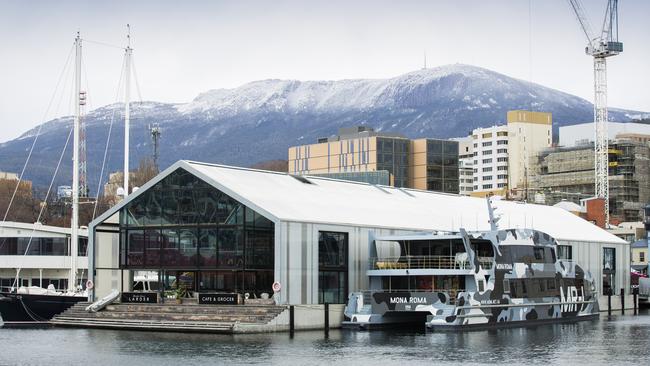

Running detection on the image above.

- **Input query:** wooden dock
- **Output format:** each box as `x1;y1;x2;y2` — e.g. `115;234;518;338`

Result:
50;302;289;334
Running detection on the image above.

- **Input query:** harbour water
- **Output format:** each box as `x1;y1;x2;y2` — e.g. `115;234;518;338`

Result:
1;311;649;365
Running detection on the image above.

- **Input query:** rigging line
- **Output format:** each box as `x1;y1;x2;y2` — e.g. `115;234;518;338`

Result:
11;126;73;290
2;43;75;223
131;54;144;103
92;55;127;221
82;38;126;50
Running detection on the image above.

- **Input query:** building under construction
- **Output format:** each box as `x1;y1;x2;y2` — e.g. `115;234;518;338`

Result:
530;138;650;222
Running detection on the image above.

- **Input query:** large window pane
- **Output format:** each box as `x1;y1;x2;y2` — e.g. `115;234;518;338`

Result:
178;228;198;267
603;247;616;270
218;228;242;268
318;231;348;304
199;229;217;268
319;232;347;268
245;230;273;269
144;230;161;267
127;230;145;267
160;229;180;267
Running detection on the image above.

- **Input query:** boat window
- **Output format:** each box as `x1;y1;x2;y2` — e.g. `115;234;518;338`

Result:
503;279;510;293
557;245;573;260
478;280;485;292
547;279;556;290
533;247;544;261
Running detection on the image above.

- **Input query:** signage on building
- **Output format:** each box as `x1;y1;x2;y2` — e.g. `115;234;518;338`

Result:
121;292;158;304
370;292;443;314
198;293;239;305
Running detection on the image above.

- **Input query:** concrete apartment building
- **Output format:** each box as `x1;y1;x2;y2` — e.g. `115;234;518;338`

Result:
506;111;553;195
470;125;510;196
469;111;553;197
288;127;459;193
455;136;474;195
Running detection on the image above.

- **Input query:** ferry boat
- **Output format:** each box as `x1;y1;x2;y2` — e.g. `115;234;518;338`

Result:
344;221;599;331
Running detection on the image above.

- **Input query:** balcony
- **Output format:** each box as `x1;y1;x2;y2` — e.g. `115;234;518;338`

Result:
370;255;493;271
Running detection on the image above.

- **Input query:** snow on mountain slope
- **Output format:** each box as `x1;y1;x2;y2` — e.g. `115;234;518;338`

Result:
1;64;647;192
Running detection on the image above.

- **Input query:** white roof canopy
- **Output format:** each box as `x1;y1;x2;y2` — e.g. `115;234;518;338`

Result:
92;160;625;245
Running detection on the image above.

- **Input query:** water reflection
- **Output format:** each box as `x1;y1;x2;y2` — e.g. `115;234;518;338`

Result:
1;311;649;365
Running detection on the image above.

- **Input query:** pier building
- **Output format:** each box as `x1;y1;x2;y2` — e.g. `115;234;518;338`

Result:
88;160;629;312
0;222;88;292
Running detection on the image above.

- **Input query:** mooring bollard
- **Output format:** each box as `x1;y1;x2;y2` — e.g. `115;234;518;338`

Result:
289;305;295;337
607;290;612;316
620;288;625;315
633;287;638;315
324;302;330;337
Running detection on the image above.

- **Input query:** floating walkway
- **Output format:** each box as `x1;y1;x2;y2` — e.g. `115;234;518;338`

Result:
51;302;290;334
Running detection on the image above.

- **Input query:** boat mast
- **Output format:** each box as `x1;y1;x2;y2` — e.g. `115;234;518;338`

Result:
69;32;82;292
123;24;132;197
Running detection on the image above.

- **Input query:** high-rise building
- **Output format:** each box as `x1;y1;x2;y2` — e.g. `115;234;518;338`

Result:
288;127;459;193
506;111;553;195
455;137;474;195
470;125;509;196
469;110;553;198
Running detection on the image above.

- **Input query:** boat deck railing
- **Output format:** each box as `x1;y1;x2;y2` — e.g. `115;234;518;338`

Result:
370;255;493;270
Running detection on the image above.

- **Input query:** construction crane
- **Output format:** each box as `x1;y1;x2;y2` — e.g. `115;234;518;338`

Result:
567;0;622;227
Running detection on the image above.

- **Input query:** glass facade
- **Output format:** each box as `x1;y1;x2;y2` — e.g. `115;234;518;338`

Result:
0;237;87;256
376;137;410;188
318;231;348;304
119;168;274;295
602;247;616;294
426;139;459;193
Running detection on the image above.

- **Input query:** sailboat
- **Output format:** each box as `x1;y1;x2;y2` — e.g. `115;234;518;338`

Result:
0;30;134;324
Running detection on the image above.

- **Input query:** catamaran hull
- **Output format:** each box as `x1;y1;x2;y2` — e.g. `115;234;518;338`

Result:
426;312;599;331
0;292;87;324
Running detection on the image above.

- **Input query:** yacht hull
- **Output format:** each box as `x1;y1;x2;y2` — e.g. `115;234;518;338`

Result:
0;292;87;324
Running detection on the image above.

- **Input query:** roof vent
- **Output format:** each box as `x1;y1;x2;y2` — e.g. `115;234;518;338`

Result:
290;175;313;185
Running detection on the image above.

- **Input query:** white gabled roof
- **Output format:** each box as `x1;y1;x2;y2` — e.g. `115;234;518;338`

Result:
91;160;625;245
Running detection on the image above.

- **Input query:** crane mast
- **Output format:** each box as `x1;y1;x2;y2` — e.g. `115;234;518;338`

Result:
567;0;622;227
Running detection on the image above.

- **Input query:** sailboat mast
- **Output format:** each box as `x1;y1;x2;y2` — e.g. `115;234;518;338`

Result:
123;25;132;197
69;32;81;292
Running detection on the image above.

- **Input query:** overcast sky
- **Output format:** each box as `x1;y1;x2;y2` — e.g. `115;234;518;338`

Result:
0;0;648;142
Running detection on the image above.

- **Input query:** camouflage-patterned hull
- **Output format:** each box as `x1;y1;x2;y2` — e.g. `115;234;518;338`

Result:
345;228;600;331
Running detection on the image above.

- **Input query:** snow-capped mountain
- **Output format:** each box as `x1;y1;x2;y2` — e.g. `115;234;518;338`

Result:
1;64;647;192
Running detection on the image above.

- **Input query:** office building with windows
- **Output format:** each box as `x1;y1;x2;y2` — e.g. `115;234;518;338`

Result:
408;138;459;193
88;160;629;313
288;127;458;193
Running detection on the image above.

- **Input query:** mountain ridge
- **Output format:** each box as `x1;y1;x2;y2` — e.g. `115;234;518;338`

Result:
1;64;647;193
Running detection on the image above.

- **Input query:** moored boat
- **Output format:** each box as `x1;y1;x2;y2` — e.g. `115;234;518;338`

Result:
344;226;599;331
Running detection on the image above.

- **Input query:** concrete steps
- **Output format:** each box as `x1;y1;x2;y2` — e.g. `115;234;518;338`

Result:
51;301;288;333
